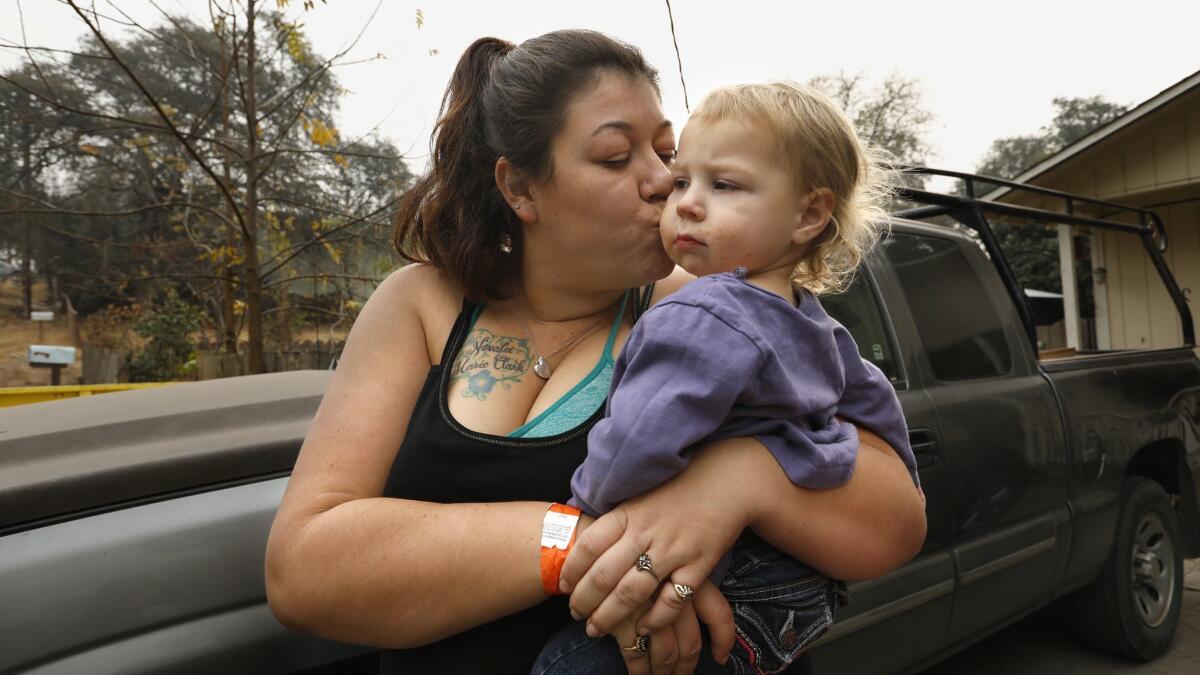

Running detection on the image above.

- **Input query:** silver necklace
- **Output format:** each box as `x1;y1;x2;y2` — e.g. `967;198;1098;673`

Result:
512;298;620;379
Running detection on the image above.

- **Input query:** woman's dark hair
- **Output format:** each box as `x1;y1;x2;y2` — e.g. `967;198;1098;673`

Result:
393;30;660;300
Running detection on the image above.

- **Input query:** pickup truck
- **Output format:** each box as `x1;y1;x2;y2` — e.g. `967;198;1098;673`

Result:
2;172;1198;674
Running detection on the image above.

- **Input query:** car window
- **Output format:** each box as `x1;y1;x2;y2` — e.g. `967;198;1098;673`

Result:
883;233;1013;381
821;271;901;383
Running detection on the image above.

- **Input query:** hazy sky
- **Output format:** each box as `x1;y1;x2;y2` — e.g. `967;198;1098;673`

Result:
3;0;1199;190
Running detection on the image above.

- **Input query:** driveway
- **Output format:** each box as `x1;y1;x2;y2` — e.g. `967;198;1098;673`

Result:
922;559;1200;674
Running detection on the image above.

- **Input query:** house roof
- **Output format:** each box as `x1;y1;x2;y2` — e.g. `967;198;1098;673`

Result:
983;68;1200;201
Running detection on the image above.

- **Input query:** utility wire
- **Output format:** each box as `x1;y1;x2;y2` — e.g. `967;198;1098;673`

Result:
664;0;689;112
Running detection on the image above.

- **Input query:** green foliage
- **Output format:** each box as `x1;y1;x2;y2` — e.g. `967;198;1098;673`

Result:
975;96;1128;182
128;289;205;382
970;96;1126;314
1;6;413;356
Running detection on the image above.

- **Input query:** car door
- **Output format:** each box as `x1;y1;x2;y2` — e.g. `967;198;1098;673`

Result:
802;256;955;675
877;229;1069;648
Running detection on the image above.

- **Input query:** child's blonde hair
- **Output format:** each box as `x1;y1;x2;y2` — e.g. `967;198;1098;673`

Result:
690;81;894;294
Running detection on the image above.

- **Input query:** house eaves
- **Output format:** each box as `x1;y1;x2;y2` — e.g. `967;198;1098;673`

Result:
982;68;1200;202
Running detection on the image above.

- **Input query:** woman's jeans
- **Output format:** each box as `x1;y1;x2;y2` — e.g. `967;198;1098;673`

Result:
532;532;847;675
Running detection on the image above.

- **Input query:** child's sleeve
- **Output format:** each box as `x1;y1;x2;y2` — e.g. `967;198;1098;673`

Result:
831;324;921;487
569;302;762;516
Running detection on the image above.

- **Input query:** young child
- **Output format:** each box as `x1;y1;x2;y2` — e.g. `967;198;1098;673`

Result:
535;82;921;674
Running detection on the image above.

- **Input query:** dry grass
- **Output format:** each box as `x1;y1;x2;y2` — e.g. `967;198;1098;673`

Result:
0;278;84;387
0;278;352;387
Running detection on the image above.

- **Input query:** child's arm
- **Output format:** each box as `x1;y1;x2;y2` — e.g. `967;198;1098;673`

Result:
569;301;762;516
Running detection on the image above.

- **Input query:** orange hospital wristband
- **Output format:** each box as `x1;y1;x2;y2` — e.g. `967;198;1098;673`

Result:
540;503;581;596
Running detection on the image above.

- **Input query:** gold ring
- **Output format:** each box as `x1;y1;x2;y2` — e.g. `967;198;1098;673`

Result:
672;583;695;601
621;635;650;654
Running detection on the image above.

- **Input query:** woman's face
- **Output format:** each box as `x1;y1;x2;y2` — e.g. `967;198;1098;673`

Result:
524;72;677;292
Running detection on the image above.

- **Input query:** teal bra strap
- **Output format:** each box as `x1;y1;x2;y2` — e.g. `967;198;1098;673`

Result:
507;290;631;438
468;301;484;330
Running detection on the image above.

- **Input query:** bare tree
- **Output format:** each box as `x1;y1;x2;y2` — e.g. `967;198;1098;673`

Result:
0;0;410;372
809;71;935;187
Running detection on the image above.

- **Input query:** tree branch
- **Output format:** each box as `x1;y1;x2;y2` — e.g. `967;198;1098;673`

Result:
65;0;252;241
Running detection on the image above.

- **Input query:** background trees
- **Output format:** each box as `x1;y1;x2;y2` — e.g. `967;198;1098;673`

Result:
1;0;411;374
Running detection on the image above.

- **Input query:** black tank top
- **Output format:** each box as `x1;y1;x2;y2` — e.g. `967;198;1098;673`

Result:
380;290;651;674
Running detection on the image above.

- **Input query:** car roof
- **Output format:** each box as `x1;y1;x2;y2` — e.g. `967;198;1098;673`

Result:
0;370;329;534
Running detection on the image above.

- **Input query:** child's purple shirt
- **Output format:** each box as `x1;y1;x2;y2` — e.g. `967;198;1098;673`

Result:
569;271;920;523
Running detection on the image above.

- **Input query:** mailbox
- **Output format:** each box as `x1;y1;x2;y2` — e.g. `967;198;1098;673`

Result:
28;345;76;367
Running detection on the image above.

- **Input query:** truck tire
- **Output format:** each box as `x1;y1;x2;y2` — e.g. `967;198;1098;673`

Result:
1067;477;1183;660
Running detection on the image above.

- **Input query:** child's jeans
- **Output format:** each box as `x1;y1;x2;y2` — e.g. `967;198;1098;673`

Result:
532;531;848;675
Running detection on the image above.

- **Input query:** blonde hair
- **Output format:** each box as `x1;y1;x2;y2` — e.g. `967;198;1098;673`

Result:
690;81;895;295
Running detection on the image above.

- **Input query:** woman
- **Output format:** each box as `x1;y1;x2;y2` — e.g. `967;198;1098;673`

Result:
265;29;925;675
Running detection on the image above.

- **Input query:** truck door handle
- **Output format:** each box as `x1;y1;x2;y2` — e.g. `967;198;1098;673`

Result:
909;428;940;469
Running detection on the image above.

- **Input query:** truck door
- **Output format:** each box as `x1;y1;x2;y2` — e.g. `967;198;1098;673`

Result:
803;260;955;675
878;230;1068;647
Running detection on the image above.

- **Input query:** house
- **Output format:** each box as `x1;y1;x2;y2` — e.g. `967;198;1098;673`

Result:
985;70;1199;354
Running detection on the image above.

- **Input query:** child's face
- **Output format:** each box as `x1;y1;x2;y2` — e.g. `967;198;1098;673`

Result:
661;118;828;277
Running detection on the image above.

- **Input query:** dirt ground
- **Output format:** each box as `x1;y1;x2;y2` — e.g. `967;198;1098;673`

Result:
0;277;351;387
0;278;83;387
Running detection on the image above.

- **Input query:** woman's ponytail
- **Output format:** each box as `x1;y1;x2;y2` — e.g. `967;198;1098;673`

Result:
394;37;515;300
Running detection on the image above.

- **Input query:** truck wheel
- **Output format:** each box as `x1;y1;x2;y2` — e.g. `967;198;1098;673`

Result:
1068;477;1183;660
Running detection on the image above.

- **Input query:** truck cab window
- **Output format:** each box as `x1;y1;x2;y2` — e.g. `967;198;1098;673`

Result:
883;233;1014;381
820;272;901;383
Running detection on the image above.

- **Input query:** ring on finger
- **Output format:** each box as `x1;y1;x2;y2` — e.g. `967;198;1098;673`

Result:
621;634;651;655
635;553;660;581
671;582;695;601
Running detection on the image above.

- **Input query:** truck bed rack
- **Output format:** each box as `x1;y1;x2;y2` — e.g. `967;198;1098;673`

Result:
889;167;1194;349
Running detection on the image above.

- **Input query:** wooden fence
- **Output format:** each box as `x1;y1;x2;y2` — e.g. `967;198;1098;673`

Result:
196;340;344;380
79;340;343;383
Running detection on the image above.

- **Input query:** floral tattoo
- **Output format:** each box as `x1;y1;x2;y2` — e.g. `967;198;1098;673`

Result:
451;328;532;400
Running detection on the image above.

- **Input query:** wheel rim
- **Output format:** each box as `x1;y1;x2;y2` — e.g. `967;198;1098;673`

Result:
1130;511;1175;628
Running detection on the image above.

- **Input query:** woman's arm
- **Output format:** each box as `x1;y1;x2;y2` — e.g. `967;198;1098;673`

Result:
560;428;925;636
751;426;926;576
266;265;555;648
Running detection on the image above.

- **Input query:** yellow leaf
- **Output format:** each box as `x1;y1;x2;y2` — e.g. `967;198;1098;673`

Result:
79;143;101;156
333;154;349;168
308;119;337;147
322;241;342;265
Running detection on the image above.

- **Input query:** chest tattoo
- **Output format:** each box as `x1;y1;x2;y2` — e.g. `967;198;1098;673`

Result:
451;328;532;400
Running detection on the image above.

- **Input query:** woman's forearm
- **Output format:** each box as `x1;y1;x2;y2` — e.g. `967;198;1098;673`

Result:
266;498;554;648
698;434;926;581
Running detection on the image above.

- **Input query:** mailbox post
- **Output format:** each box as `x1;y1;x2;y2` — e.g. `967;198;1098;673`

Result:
30;310;53;342
28;345;76;385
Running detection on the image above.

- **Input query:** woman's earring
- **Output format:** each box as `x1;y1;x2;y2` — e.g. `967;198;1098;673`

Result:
500;232;513;254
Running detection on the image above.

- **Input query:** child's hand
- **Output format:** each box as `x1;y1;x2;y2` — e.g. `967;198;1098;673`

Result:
611;596;715;675
642;580;734;667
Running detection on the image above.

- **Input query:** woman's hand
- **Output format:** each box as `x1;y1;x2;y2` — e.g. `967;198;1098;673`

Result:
561;441;753;637
611;584;733;675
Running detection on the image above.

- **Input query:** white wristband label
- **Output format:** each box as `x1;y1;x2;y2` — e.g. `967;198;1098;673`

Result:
541;510;579;550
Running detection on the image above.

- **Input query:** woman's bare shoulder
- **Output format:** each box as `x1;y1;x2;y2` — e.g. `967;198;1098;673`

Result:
649;266;698;305
370;263;462;362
